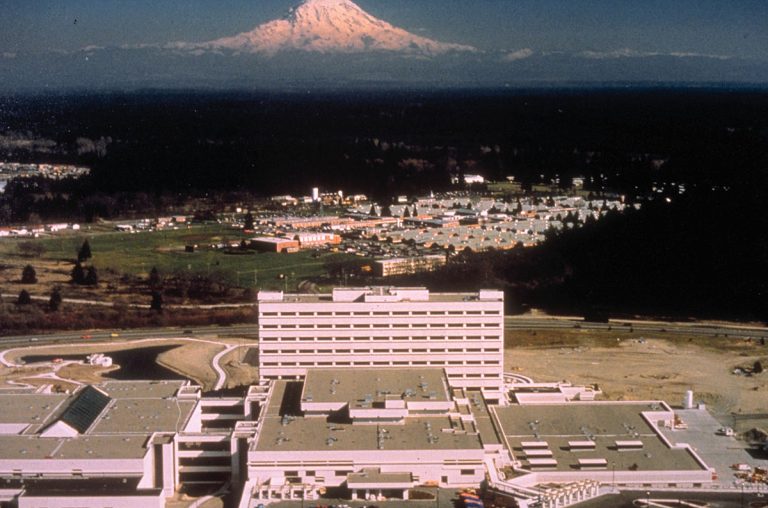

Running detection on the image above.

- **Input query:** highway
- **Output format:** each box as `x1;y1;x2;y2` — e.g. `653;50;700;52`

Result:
2;317;766;349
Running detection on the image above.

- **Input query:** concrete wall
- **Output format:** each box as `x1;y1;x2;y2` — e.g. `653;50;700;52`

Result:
0;458;145;476
19;493;164;508
248;447;485;488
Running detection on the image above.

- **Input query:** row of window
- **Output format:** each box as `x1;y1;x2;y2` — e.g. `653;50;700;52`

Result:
262;376;495;391
261;360;501;369
261;335;501;342
262;310;500;317
262;322;500;330
262;348;500;354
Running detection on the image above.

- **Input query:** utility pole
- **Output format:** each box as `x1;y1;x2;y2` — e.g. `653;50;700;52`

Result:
236;269;259;289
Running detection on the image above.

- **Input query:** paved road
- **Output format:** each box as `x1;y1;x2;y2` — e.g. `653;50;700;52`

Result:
1;293;255;310
1;318;766;348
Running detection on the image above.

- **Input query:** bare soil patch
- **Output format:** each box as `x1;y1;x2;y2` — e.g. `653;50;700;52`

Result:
219;346;260;390
506;330;768;432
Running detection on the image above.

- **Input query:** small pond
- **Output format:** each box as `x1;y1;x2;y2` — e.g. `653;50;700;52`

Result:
20;345;189;381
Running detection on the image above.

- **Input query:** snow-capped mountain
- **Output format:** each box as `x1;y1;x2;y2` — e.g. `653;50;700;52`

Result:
182;0;475;56
3;0;767;91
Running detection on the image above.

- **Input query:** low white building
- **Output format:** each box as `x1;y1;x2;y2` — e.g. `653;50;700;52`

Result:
0;380;247;508
239;368;487;506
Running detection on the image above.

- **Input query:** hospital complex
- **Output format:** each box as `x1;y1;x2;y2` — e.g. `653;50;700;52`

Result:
0;288;733;508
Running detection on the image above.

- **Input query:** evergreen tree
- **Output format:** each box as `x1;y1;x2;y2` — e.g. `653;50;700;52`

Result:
150;291;163;313
369;204;378;216
84;266;99;286
21;265;37;284
71;263;86;284
244;212;255;231
381;204;392;217
49;287;62;311
149;267;161;288
77;239;92;263
403;206;411;218
17;289;32;305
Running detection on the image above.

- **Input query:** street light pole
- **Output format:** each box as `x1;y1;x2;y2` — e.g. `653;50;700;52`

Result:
612;462;616;492
646;491;650;507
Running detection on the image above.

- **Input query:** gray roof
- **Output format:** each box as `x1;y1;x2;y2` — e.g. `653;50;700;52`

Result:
0;394;68;427
302;368;450;407
255;380;482;453
91;399;196;435
254;414;482;453
492;403;706;473
98;380;186;399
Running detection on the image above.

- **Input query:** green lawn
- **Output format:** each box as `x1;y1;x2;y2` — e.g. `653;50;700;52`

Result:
3;225;357;290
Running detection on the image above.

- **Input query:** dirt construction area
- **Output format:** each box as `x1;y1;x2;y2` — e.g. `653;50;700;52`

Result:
506;328;768;433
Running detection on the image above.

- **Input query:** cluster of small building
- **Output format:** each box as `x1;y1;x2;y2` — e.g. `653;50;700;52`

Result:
248;193;633;277
113;216;191;233
0;287;755;508
0;223;81;238
0;162;90;192
270;188;369;207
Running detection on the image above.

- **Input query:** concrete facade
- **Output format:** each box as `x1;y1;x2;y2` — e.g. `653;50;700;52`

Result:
257;287;505;401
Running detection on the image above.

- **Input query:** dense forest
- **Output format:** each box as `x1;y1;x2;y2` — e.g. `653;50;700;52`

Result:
405;185;767;321
1;88;767;199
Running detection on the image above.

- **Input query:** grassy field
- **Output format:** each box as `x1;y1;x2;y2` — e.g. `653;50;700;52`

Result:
1;225;357;290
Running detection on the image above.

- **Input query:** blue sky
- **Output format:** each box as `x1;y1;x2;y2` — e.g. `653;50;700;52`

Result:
1;0;766;59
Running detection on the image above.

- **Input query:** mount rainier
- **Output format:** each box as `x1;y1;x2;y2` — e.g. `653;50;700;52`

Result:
176;0;476;56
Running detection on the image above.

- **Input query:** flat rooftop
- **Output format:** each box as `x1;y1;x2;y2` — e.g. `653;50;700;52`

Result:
0;381;198;466
0;394;68;428
466;390;502;446
0;434;149;461
98;380;186;400
255;414;481;453
254;380;481;453
0;435;60;460
258;287;503;304
53;435;150;460
91;398;196;434
302;368;451;407
492;403;706;473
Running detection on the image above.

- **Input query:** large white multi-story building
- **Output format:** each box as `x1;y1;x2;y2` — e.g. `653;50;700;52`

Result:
0;286;734;508
257;287;505;402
